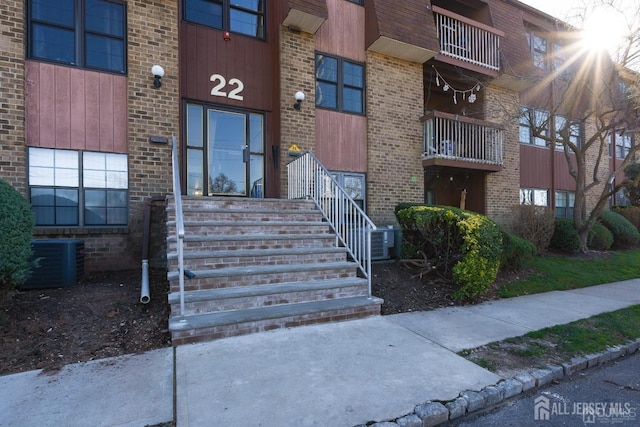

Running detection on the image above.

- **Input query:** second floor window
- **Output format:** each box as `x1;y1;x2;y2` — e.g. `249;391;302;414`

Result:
184;0;265;39
520;107;549;147
555;115;583;150
615;132;632;158
315;53;365;115
526;30;547;69
28;0;127;74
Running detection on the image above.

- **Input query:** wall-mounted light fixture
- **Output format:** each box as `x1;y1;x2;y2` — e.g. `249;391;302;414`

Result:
151;65;165;88
293;91;305;110
223;31;231;41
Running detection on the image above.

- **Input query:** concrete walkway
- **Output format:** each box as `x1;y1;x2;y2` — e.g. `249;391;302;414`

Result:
1;279;639;427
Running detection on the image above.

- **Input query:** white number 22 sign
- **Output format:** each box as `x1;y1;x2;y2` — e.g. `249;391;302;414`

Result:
210;74;244;101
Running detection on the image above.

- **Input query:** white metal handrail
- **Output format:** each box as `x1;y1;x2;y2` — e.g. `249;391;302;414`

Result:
171;135;186;318
433;6;502;71
422;111;503;165
287;152;376;294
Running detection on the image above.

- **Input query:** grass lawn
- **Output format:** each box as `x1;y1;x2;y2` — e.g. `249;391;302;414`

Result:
499;249;640;298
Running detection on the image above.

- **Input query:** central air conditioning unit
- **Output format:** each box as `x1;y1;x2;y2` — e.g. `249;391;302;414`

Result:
370;228;396;261
20;239;85;289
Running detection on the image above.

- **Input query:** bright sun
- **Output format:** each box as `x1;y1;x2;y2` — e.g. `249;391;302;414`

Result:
581;6;626;53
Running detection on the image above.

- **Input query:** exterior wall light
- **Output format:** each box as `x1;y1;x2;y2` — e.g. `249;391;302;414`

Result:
151;65;165;88
294;90;305;110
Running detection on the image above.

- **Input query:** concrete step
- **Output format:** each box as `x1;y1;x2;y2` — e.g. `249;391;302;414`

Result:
166;233;336;252
168;196;317;211
168;208;323;222
166;220;332;238
167;277;369;316
169;296;383;345
167;262;358;292
166;247;347;270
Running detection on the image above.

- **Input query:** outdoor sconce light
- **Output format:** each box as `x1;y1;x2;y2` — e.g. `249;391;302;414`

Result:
293;91;305;110
151;64;165;88
224;31;231;41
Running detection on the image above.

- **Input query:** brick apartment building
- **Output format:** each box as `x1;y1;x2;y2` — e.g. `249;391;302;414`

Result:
0;0;633;273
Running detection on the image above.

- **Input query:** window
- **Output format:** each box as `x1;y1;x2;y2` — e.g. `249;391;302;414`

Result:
615;131;632;158
315;53;365;114
555;191;575;218
519;107;549;147
526;29;547;69
183;0;265;39
520;188;548;206
29;147;128;226
28;0;126;73
554;115;582;150
614;188;631;207
347;0;364;5
332;172;366;210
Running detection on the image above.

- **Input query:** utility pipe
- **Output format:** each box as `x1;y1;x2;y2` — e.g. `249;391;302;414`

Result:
140;196;166;304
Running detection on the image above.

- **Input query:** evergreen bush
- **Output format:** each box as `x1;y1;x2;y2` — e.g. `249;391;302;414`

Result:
587;222;614;251
599;209;640;249
549;218;580;253
0;179;35;297
499;228;536;271
396;205;502;299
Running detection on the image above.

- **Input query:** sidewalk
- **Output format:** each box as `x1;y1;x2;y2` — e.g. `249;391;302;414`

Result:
1;279;639;427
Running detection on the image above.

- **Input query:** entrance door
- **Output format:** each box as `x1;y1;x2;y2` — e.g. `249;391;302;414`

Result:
185;103;264;197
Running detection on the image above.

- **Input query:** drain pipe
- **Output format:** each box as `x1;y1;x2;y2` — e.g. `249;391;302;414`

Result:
141;196;166;304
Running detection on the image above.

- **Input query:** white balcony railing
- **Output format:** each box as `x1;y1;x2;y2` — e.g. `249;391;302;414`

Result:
433;6;502;72
422;111;503;166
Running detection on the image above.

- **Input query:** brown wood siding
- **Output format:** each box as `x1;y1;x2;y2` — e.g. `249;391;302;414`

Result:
366;0;439;52
315;0;365;61
315;110;366;172
179;3;288;198
25;61;128;153
553;149;577;190
519;144;552;188
180;24;275;110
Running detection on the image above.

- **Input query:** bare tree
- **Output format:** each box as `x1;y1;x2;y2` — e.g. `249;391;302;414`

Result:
520;0;640;252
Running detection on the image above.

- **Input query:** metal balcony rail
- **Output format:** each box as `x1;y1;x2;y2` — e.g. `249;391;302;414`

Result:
287;152;376;295
422;111;503;165
171;135;186;318
433;5;502;71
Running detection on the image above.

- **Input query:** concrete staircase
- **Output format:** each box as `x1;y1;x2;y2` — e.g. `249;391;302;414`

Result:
166;196;382;345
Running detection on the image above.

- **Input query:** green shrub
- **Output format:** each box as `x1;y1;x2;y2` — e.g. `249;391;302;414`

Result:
0;179;35;297
512;204;555;254
396;205;502;299
587;222;614;251
599;209;640;249
499;228;536;271
549;218;580;253
613;206;640;231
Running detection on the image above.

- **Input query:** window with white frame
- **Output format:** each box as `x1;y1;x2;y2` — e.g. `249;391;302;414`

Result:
555;191;575;218
519;107;549;147
520;188;549;206
29;147;128;226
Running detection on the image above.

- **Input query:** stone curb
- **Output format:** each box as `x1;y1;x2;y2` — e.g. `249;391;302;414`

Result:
355;339;640;427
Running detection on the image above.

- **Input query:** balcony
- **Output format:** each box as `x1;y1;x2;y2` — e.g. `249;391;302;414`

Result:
432;5;503;73
422;111;503;171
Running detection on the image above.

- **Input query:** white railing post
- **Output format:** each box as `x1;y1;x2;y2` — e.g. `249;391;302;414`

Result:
287;152;377;293
171;136;186;319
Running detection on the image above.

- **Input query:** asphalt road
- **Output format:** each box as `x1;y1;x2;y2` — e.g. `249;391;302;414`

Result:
450;352;640;426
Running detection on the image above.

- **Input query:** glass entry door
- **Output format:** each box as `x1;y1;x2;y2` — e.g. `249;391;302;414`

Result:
185;103;264;197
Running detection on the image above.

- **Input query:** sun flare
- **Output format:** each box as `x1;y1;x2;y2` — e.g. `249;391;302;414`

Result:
581;6;626;53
